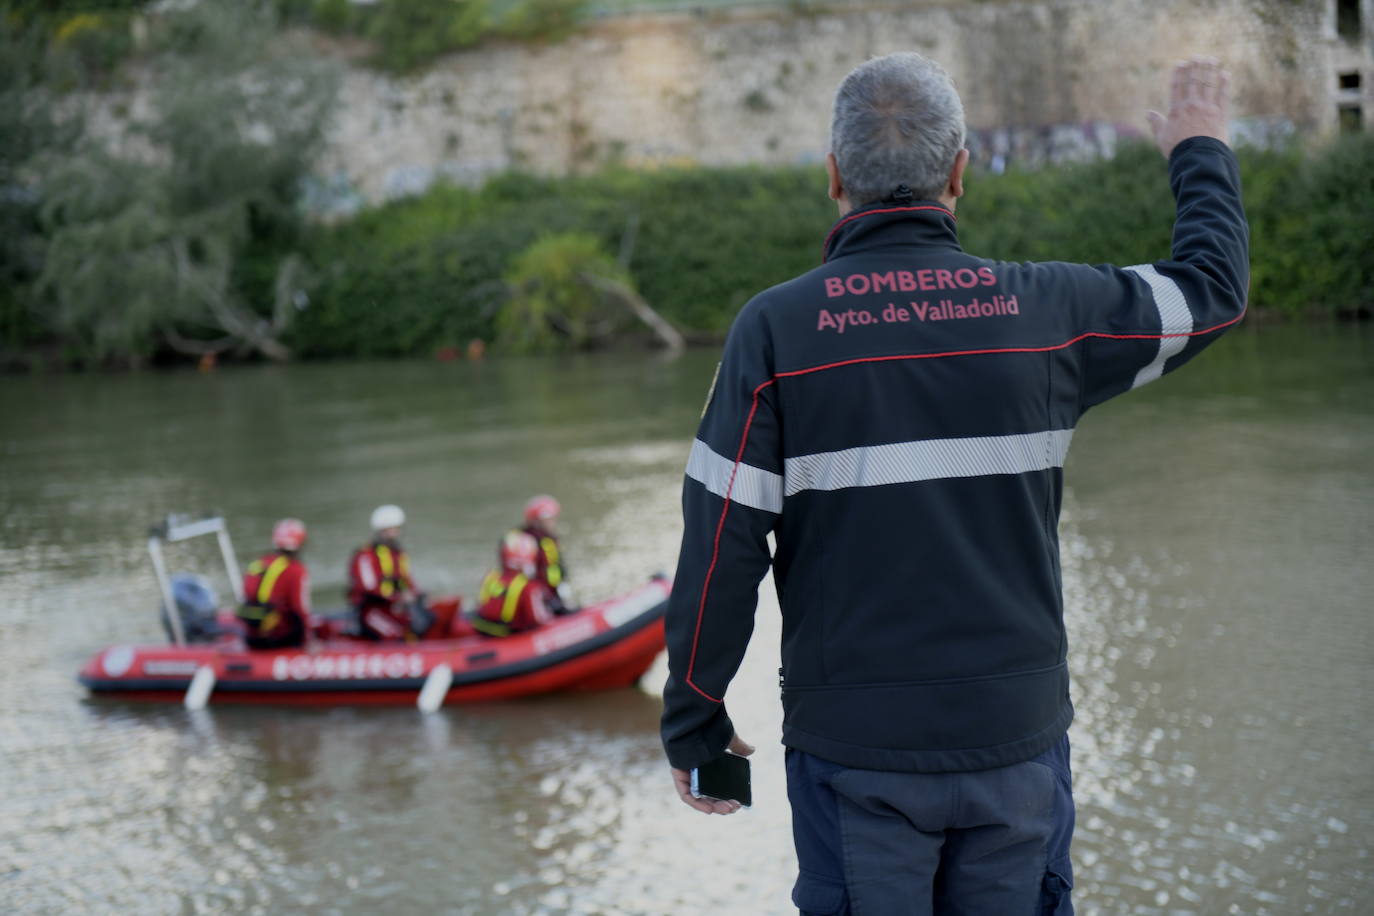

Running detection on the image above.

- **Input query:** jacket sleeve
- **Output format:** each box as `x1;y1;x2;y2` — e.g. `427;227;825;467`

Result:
661;301;782;771
1072;136;1250;410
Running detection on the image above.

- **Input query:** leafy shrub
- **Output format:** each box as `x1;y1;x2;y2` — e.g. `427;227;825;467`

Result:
497;0;587;43
1261;134;1374;315
276;0;586;71
294;136;1374;361
52;12;134;83
1;18;84;363
292;166;836;356
11;95;1371;366
961;136;1374;319
499;232;631;352
364;0;490;72
31;4;339;367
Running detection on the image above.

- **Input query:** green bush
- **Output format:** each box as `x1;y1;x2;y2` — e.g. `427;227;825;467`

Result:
499;232;632;352
29;4;338;368
292;136;1374;360
291;166;836;357
959;137;1374;319
364;0;490;72
1;18;84;364
275;0;590;71
11;121;1373;366
1261;134;1374;315
497;0;587;43
51;12;135;84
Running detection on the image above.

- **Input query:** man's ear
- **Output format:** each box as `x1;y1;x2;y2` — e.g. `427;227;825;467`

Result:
825;152;844;202
946;148;970;201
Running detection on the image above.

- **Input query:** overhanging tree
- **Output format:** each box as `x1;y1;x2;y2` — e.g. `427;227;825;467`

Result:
35;4;339;366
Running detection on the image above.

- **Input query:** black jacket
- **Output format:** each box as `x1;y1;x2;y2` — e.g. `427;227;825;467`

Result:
660;137;1249;773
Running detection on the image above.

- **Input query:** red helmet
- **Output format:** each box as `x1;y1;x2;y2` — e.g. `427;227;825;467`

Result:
500;530;540;572
272;518;307;551
523;495;561;524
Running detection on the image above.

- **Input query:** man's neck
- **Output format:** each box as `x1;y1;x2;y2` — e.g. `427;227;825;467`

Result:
838;193;958;218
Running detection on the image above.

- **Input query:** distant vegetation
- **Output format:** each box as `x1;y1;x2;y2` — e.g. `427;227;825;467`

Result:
5;0;591;77
2;2;1370;369
2;5;338;368
280;136;1374;363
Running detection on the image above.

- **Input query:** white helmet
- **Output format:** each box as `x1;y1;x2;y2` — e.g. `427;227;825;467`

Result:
370;504;406;531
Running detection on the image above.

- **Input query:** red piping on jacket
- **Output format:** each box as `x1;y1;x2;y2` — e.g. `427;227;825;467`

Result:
684;378;776;703
681;306;1247;702
823;205;955;259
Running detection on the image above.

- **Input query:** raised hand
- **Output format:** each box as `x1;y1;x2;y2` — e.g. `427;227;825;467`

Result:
1147;57;1231;159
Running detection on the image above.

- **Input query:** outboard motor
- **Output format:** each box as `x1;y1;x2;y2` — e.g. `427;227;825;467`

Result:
160;573;222;643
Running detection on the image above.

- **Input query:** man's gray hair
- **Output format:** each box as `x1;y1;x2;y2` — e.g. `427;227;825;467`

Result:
830;53;967;207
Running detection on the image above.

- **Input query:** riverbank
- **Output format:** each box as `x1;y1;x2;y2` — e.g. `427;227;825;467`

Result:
239;134;1374;359
3;134;1371;371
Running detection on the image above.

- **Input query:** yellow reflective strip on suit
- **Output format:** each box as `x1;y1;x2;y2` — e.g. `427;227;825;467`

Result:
479;571;504;603
470;615;509;637
501;575;529;623
257;555;291;606
375;544;395;597
540;537;562;587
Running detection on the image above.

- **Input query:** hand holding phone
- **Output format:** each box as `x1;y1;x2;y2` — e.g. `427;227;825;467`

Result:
690;751;752;808
669;732;755;815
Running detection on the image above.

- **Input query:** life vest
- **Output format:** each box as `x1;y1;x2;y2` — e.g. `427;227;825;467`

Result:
372;542;411;598
238;553;292;634
516;526;563;588
538;536;563;588
472;570;531;637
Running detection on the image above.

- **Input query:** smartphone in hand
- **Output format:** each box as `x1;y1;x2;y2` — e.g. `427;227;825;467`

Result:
690;752;752;808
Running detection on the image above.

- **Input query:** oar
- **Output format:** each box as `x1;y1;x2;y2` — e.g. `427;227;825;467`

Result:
417;663;453;713
184;664;217;710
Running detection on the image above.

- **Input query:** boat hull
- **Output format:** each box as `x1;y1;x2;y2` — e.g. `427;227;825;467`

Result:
79;578;669;706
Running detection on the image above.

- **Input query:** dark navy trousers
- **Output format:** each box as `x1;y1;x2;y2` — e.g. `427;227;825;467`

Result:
786;735;1075;915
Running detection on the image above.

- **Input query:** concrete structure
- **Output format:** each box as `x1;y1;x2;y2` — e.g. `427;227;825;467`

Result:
316;0;1373;206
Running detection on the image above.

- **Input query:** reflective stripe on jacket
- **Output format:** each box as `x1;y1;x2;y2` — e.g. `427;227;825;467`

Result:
539;537;562;588
349;542;414;608
373;543;410;597
238;552;308;638
515;526;565;589
474;569;549;637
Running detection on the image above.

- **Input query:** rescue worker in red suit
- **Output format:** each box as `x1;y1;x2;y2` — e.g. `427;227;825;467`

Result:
512;494;574;615
472;531;554;637
237;519;311;650
348;504;423;641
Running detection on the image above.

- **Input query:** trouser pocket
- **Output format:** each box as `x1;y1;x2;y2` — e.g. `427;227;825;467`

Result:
1039;855;1074;915
792;870;849;915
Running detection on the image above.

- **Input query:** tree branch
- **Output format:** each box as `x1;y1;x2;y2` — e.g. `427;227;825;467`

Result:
580;272;685;354
162;325;237;356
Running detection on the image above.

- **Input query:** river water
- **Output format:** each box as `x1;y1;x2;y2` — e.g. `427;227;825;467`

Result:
1;325;1371;915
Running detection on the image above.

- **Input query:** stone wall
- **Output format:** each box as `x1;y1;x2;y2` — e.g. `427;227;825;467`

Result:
316;0;1371;207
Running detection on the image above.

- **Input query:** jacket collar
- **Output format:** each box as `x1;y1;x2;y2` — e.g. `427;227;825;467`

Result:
822;201;960;263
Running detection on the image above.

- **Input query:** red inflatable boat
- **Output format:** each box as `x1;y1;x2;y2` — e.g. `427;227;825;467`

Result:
76;517;669;708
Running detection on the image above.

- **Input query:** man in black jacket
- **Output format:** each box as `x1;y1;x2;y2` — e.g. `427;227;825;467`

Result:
661;53;1247;915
